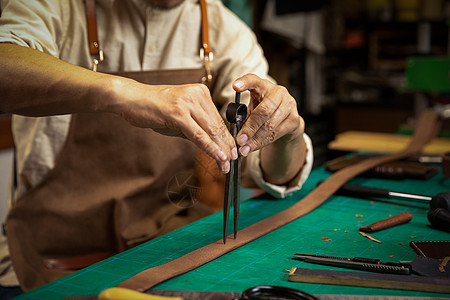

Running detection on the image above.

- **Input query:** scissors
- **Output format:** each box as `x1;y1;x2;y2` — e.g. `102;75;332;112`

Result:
223;92;247;244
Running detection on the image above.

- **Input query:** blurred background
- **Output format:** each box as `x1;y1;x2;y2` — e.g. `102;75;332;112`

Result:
250;0;450;167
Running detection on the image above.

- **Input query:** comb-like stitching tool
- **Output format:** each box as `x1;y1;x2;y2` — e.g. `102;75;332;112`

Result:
292;253;412;275
223;92;247;244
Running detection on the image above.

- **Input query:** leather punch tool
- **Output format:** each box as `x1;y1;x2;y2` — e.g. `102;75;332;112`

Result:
223;92;247;244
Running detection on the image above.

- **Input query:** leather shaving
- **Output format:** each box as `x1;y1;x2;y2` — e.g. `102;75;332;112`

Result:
359;231;382;243
438;256;450;273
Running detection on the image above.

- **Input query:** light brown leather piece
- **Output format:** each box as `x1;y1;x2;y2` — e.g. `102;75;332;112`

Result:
359;212;412;232
43;252;115;270
118;110;441;292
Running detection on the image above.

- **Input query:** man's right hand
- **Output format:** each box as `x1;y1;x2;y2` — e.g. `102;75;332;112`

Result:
109;80;238;173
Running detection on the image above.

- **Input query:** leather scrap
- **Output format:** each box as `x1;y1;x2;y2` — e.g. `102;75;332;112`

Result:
410;240;450;260
410;255;450;277
359;211;412;232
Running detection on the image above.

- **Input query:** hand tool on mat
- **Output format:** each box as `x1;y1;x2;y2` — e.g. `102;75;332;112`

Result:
287;267;450;294
223;92;247;244
63;287;182;300
321;181;450;230
292;253;411;275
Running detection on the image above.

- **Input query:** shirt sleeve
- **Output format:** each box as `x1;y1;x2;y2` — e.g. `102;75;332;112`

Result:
0;0;67;57
245;133;313;198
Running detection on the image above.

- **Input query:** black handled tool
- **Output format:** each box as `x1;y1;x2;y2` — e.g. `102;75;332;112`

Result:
223;92;247;244
320;181;450;230
293;253;412;275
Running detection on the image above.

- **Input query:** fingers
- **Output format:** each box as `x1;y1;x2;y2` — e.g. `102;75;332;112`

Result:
118;81;237;172
233;73;271;95
195;85;238;161
232;74;302;156
170;84;237;173
178;116;232;173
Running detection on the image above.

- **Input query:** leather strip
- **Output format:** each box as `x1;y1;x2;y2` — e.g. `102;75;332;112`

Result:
84;0;100;56
118;110;441;292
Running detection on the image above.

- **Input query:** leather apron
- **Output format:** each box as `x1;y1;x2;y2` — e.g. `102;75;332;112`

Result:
6;0;218;291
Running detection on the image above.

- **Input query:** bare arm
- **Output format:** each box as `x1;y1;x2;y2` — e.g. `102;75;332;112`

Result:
0;43;236;172
0;43;108;116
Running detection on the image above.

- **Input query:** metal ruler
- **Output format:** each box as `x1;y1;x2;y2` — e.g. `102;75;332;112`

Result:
149;290;448;300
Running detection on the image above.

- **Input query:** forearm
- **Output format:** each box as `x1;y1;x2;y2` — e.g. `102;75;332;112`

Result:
0;43;120;116
260;123;307;186
0;44;237;169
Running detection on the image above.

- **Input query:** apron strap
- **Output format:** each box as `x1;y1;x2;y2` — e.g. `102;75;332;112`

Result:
199;0;213;82
84;0;103;71
84;0;213;80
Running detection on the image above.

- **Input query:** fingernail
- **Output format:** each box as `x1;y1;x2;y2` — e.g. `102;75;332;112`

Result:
235;80;244;89
217;150;227;161
222;161;230;173
240;145;250;157
231;147;238;160
237;134;248;146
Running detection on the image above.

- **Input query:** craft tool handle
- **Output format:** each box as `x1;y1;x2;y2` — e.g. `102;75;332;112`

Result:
99;287;182;300
319;181;435;202
319;181;391;199
359;211;412;232
64;287;182;300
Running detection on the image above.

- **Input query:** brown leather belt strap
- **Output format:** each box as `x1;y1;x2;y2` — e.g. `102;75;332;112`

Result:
118;110;441;292
84;0;103;71
200;0;211;56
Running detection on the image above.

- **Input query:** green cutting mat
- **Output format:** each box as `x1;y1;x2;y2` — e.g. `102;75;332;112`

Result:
14;166;450;299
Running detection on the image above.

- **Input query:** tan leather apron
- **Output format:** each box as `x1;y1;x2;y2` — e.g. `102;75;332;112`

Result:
6;0;217;291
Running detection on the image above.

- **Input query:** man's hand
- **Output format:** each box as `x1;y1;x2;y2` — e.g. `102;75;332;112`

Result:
110;80;238;173
232;74;307;185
